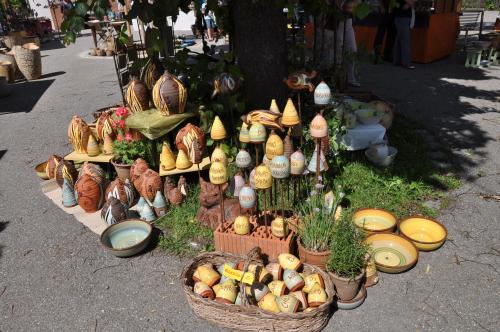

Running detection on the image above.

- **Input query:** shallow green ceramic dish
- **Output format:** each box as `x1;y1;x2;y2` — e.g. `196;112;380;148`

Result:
100;219;153;257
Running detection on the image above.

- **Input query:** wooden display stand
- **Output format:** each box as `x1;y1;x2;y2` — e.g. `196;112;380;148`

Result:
64;151;114;163
159;156;211;177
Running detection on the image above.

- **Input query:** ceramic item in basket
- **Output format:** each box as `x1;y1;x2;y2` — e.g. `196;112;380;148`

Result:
353;208;397;235
258;293;281;313
196;264;221;287
399;216;447;251
268;280;287;296
278;253;302;270
194;281;215;300
307;283;327;307
290;291;308;310
303;274;325;293
283;269;305;292
276;295;300;313
251;282;271;301
356;108;381;125
365;146;398;167
265;262;283;281
215;282;237;304
336;286;366;310
100;219;153;257
365;233;418;273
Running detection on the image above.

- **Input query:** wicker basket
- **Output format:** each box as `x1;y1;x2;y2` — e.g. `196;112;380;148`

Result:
182;248;335;332
14;43;42;80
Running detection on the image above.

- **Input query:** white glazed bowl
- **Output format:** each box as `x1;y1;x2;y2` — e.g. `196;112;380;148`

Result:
365;146;398;167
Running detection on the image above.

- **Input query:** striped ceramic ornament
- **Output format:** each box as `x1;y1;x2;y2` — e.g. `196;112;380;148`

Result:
101;197;129;225
105;178;135;207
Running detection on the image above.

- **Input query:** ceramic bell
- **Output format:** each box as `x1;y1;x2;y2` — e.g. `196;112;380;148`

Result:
209;161;228;185
270;155;290;179
210;116;227;141
283;269;305;292
249;168;256;189
310;113;328;138
79;162;104;182
86;134;101;157
276;295;300;313
194;281;215;300
160;141;176;171
265;131;284;159
62;178;77;207
314;81;331;105
75;174;104;213
290;291;309;310
269;99;281;114
152;191;168;217
215;283;237;304
231;173;245;197
249;123;266;143
307;283;327;307
268;280;287;297
137;169;162;202
281;98;300;127
290;149;306;175
251;282;271;302
239;185;256;209
45;155;62;179
234;215;250;235
265;263;284;281
235;149;252;169
258;293;280;313
254;165;272;190
105;178;135;207
271;217;289;238
141;202;156;222
211;147;227;166
307;145;327;173
303;274;325;293
103;133;114;155
284;135;293;159
176;149;192;170
136;196;146;210
196;264;221;287
96;112;116;141
239;123;250;143
152;70;187;116
67;116;90;154
101;197;129;225
278;253;302;270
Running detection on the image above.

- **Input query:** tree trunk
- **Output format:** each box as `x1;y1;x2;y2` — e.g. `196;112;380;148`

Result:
231;0;287;109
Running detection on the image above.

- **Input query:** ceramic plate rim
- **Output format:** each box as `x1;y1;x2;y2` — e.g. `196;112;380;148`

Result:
100;219;153;252
399;216;448;245
353;208;397;232
365;233;418;270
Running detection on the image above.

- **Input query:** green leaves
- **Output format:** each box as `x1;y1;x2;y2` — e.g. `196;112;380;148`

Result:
74;2;88;16
353;2;371;20
145;27;162;53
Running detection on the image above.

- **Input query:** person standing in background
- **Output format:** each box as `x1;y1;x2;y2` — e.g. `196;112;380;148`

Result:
373;0;396;64
201;3;216;42
336;0;361;87
393;0;415;69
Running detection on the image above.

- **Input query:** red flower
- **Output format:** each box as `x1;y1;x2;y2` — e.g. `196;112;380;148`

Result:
116;134;123;142
116;119;125;129
125;132;133;142
115;107;129;117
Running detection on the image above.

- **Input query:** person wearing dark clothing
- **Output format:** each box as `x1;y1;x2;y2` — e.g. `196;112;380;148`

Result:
393;0;415;69
373;0;396;63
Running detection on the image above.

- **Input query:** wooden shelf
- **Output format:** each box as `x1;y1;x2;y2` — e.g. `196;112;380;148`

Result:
64;151;114;163
159;156;211;176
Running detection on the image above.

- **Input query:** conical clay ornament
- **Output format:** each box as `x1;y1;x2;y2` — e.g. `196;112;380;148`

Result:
211;116;227;141
86;134;101;157
103;133;114;155
176;149;192;170
160;141;176;171
269;99;281;114
282;98;300;127
152;191;167;217
239;123;250;143
62;178;77;207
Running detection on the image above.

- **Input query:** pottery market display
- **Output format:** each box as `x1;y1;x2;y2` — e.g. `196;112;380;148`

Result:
67;116;90;154
14;43;42;80
126;78;149;113
152;70;187;115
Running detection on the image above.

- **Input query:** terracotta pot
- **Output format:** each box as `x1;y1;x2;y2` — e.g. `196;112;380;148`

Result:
297;238;330;270
328;269;365;302
111;158;131;180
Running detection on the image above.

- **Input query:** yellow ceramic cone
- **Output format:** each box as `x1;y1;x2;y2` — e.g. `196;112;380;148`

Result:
160;142;176;171
282;98;300;127
211;147;228;166
176;149;192;170
86;134;100;157
265;131;284;159
269;99;280;114
211;116;227;141
103;133;114;155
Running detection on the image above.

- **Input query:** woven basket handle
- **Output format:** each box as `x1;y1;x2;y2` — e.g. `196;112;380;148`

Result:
239;247;263;307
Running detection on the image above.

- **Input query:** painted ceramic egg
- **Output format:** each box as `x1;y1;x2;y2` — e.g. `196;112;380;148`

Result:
235;149;252;168
249;123;266;143
254;165;272;189
239;185;256;209
314;81;331;105
269;155;290;179
209;161;228;185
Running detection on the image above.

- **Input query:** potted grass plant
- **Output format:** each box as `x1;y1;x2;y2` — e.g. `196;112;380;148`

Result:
327;217;368;301
296;186;344;269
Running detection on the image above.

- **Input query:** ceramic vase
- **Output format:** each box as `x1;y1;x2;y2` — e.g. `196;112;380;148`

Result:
140;202;156;222
258;293;280;313
249;123;266;143
290;149;306;175
254;165;272;190
45;155;62;179
307;283;327;307
290;291;308;310
268;280;287;297
314;81;331;105
236;149;252;169
103;133;114;155
234;215;250;235
126;78;149;113
209;161;227;185
62;178;77;207
283;269;305;292
176;149;192;170
271;217;289;238
278;253;302;270
152;70;187;115
265;132;284;160
270;155;290;179
86;134;101;157
310;113;328;138
101;197;129;225
303;274;325;293
75;174;104;213
284;135;293;159
196;265;221;287
211;147;227;166
160;142;176;171
55;160;78;188
239;185;256;209
269;99;280;114
68;116;90;154
239;123;250;143
210;116;227;141
276;295;300;313
152;191;168;217
282;98;300;127
137;169;162;202
265;263;284;281
194;281;215;300
105;178;135;207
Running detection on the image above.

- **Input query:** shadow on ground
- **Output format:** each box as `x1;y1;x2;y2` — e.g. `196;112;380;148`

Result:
41;39;66;51
0;79;55;114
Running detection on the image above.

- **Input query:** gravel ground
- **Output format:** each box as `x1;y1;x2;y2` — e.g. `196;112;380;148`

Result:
0;34;499;332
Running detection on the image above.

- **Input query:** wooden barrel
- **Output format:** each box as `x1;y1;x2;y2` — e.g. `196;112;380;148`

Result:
0;61;15;83
14;43;42;80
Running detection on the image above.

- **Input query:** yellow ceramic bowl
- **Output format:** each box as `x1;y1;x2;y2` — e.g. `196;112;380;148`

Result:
35;161;49;180
353;208;397;236
399;216;447;251
365;233;418;273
